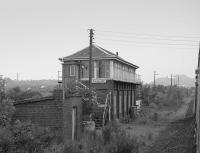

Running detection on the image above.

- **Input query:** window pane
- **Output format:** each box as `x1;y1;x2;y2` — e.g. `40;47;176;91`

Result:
70;65;75;76
105;61;110;78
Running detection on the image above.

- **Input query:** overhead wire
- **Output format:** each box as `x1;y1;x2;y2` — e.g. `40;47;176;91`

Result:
95;33;199;43
95;29;199;49
96;37;198;47
96;29;200;39
96;41;197;50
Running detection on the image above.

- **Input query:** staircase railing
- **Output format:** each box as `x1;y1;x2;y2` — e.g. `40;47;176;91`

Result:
75;80;99;105
102;92;111;126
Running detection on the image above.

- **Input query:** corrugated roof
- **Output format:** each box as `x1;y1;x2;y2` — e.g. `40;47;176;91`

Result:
60;45;139;68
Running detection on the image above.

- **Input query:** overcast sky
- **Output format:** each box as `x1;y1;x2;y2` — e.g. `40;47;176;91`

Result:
0;0;200;83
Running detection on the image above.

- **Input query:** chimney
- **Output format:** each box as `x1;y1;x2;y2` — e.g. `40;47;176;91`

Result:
116;52;118;56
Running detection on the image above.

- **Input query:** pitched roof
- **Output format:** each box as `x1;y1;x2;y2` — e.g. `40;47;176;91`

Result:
59;45;139;68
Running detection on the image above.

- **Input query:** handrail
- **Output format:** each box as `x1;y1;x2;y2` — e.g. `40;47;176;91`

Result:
75;80;96;94
102;92;111;126
75;80;89;90
75;80;100;105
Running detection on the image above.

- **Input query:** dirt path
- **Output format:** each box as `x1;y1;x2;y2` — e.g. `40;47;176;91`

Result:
167;97;192;121
145;116;195;153
145;98;195;153
121;97;195;153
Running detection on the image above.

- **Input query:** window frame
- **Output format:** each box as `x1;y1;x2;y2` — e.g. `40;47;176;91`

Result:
69;65;76;76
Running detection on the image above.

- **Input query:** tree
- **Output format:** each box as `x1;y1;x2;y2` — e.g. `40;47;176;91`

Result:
0;99;15;127
6;86;42;101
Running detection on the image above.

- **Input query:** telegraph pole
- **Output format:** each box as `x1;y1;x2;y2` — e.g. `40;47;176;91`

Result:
177;75;179;87
89;29;94;90
153;71;158;87
0;75;5;101
171;74;173;86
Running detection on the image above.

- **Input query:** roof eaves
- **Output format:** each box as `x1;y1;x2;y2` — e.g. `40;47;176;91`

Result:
115;57;139;69
62;56;139;68
94;45;114;57
61;46;89;60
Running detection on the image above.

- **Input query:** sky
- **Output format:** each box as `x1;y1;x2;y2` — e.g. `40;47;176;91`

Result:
0;0;200;83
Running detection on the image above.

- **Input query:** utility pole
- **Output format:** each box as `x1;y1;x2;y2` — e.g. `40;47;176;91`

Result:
0;75;5;101
171;74;173;86
153;71;158;87
89;29;94;90
177;75;179;87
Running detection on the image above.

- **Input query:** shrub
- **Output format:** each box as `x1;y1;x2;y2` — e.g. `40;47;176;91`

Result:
0;128;13;153
0;120;57;153
0;99;15;127
151;112;158;121
105;129;139;153
64;141;85;153
102;121;139;153
102;121;120;144
44;144;64;153
11;120;56;153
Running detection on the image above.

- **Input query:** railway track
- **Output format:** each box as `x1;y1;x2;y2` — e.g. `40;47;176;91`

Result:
145;98;196;153
146;115;195;153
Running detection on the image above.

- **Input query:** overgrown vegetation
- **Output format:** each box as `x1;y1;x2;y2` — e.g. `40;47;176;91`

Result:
146;116;195;153
45;121;139;153
141;85;189;109
136;85;192;124
0;83;193;152
0;95;58;152
6;86;42;101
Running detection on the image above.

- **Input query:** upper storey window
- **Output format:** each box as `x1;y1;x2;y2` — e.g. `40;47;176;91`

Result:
80;60;110;79
70;65;76;76
96;60;110;78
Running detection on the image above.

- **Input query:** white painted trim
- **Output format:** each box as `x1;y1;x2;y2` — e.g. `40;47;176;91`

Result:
94;61;97;78
72;106;77;141
72;107;75;140
110;60;114;78
69;65;76;76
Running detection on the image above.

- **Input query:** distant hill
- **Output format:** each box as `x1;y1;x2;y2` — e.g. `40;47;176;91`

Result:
155;75;195;87
4;78;58;97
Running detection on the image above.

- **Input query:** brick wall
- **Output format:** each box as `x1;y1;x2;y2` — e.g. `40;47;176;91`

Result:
13;88;84;142
13;89;63;134
62;95;82;142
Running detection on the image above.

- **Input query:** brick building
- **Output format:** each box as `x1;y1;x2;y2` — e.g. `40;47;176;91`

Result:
14;45;141;142
59;45;141;121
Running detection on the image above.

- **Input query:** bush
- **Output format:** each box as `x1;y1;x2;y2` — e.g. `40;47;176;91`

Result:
44;144;64;153
0;99;15;127
0;128;13;153
102;121;139;153
6;86;42;101
151;112;158;121
105;129;139;153
0;120;57;153
52;122;139;153
64;141;85;153
102;121;120;144
11;120;56;153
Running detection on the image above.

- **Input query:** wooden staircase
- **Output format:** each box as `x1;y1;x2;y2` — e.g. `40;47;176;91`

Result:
93;106;104;129
93;92;111;129
75;80;111;129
